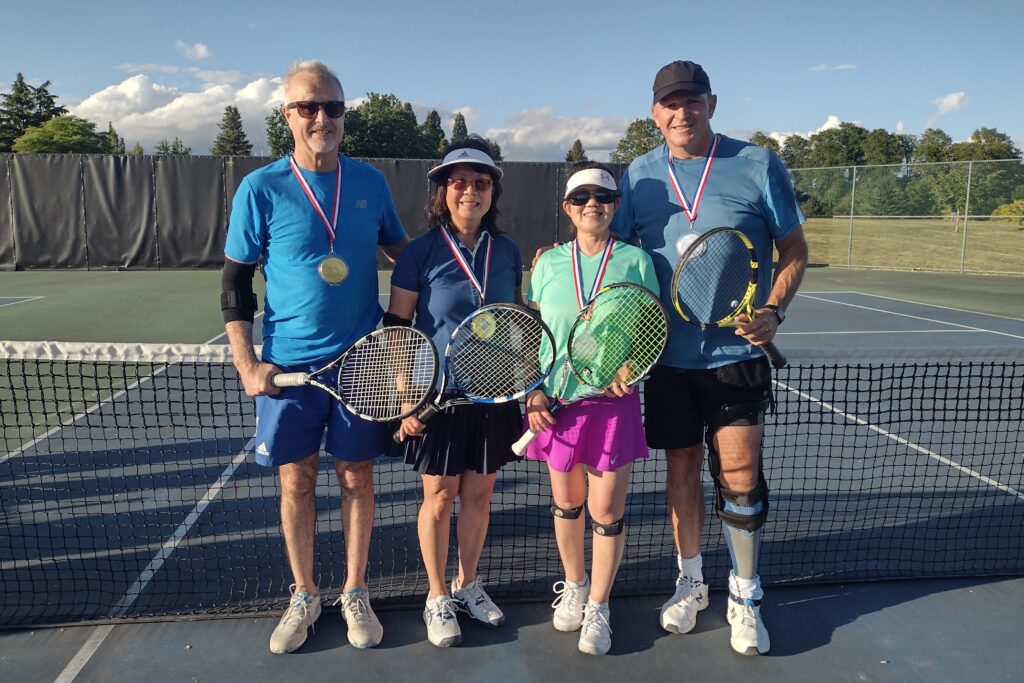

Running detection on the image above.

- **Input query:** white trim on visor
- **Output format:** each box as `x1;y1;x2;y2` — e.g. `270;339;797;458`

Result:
427;147;503;181
564;168;617;198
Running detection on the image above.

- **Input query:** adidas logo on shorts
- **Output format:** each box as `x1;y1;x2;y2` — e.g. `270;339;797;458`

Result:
256;442;270;457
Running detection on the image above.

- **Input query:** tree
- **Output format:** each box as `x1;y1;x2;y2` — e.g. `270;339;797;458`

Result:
565;139;588;162
104;122;126;154
128;142;144;155
340;92;422;158
0;73;67;151
12;115;108;153
609;118;662;164
210;105;252;156
951;127;1021;161
861;128;904;165
154;137;191;156
451;112;468;141
805;122;867;167
748;132;780;153
417;109;446;159
265;108;293;157
913;128;952;163
779;134;811;168
484;138;503;162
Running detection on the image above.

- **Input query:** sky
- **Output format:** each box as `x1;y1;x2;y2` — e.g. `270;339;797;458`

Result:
3;0;1022;161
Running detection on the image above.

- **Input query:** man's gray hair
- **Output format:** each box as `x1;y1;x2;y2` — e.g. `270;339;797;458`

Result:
283;60;344;99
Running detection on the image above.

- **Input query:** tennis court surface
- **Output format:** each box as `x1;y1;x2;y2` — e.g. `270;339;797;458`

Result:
1;269;1021;681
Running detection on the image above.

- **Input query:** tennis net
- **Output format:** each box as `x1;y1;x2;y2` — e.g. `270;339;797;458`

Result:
2;341;1022;627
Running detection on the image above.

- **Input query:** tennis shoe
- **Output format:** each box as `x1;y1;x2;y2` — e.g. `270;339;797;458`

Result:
659;575;709;634
577;601;612;655
269;585;321;654
335;588;383;649
451;578;505;627
727;593;770;655
551;576;590;631
424;594;462;647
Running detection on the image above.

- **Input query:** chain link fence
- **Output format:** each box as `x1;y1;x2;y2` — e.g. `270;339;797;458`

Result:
791;159;1024;274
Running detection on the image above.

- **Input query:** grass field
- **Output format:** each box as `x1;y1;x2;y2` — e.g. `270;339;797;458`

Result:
803;217;1024;273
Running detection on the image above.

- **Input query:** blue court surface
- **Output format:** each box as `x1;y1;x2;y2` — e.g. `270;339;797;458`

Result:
2;287;1022;683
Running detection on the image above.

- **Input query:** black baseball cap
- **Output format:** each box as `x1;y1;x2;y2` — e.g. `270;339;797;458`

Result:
652;60;711;103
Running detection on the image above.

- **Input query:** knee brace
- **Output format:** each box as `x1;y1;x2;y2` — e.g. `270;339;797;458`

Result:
592;518;625;537
708;395;771;431
706;440;769;534
551;503;584;519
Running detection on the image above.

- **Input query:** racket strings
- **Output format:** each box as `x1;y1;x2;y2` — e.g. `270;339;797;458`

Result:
448;307;553;400
676;231;754;323
339;328;435;419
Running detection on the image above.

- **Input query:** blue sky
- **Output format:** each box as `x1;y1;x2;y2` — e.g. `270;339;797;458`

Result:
3;0;1022;160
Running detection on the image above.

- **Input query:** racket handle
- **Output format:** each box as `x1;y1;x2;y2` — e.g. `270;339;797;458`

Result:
761;342;788;369
511;402;562;456
391;403;442;444
272;372;309;387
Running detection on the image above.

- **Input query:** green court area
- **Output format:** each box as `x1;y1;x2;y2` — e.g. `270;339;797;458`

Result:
1;266;1022;345
803;217;1024;273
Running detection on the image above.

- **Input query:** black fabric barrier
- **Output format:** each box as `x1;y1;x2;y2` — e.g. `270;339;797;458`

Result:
155;156;226;268
0;155;13;270
10;155;87;268
83;155;159;269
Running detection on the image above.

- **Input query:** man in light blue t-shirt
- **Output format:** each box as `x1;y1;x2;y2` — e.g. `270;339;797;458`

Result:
221;60;408;655
610;60;808;656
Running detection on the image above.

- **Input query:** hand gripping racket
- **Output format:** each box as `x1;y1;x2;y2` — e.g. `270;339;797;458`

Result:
511;282;670;456
272;326;439;421
392;303;556;443
670;226;787;369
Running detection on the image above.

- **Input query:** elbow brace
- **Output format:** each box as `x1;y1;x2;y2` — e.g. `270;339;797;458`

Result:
221;260;258;323
382;312;413;327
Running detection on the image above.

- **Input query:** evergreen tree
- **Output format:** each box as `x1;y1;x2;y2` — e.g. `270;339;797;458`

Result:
484;137;503;162
105;122;126;154
340;92;422;158
418;109;446;159
265;108;293;157
451;112;468;141
748;132;780;153
210;105;252;156
12;115;108;153
0;73;67;151
128;142;144;155
154;137;191;156
609;118;662;164
565;139;588;162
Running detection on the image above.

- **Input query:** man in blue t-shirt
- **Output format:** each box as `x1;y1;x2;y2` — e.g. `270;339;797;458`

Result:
610;60;808;656
221;60;409;655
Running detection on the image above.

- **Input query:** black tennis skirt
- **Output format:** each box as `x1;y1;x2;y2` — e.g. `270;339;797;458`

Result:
393;401;523;477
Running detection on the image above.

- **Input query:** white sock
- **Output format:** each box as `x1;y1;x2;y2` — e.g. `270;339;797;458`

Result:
729;571;763;600
678;553;704;583
568;573;590;588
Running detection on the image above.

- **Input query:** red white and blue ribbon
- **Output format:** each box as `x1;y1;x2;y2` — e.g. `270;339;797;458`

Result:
289;155;341;250
666;134;719;228
571;237;614;310
441;227;492;303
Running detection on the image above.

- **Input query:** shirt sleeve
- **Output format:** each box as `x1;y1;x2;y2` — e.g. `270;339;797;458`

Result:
526;250;545;304
390;237;423;292
224;177;264;263
762;152;806;241
376;176;407;246
610;166;636;241
512;240;524;289
638;250;660;297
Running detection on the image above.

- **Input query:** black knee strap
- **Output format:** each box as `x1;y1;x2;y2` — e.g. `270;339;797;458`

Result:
551;503;584;520
592;518;624;537
706;440;770;533
709;396;771;431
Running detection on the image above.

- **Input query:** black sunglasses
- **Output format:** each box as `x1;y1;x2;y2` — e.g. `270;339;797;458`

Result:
285;100;346;119
565;189;618;206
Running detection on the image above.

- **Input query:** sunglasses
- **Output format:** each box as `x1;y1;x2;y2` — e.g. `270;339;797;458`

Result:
285;100;346;119
448;176;493;192
565;189;618;206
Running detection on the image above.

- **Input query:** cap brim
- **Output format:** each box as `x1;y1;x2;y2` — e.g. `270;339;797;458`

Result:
653;82;711;103
427;148;503;182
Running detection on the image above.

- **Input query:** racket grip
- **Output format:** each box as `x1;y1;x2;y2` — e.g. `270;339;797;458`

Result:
761;342;788;369
391;403;442;444
272;372;309;387
511;402;562;456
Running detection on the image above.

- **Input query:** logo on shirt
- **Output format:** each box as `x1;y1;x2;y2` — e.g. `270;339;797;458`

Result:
355;199;367;209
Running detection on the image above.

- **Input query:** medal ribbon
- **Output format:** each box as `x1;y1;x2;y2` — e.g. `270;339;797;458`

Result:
571;237;614;310
441;227;492;303
666;134;719;226
289;155;341;250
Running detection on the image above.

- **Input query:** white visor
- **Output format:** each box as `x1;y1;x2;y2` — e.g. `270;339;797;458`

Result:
564;168;617;198
427;147;503;182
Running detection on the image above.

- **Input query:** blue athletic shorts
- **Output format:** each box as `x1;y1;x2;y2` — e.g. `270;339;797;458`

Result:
252;362;386;467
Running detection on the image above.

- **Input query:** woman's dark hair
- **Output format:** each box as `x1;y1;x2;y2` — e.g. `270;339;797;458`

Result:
426;134;503;234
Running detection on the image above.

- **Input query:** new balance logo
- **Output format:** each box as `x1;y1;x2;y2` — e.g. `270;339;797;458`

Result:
256;442;270;457
355;199;367;208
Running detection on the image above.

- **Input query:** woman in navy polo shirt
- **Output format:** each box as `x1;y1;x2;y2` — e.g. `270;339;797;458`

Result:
386;135;523;648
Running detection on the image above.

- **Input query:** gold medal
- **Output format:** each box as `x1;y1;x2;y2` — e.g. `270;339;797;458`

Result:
470;311;497;340
318;255;349;285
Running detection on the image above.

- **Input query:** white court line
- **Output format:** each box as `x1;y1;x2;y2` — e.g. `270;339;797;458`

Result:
798;290;1024;322
774;379;1024;503
780;329;979;336
52;625;115;683
798;293;1024;342
0;296;44;308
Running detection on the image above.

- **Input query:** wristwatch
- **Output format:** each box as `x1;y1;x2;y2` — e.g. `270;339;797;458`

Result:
762;304;785;325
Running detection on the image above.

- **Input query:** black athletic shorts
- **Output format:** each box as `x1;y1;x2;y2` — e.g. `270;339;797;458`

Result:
643;356;772;450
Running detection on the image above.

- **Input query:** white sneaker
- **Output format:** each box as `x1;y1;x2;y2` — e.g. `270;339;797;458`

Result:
551;576;590;632
659;575;709;634
451;579;505;627
335;588;383;649
577;602;612;655
269;585;321;654
727;593;770;655
424;594;462;647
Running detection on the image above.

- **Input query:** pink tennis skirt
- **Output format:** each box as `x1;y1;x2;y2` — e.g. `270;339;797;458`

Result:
524;391;649;472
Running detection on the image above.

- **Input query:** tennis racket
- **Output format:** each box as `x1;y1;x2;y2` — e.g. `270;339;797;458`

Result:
272;326;439;422
511;282;670;456
670;226;787;369
392;303;556;443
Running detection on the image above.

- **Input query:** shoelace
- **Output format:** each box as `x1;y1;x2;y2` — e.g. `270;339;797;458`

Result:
737;604;758;628
456;582;492;610
551;581;585;613
335;593;371;623
672;576;703;604
433;597;459;624
581;605;612;635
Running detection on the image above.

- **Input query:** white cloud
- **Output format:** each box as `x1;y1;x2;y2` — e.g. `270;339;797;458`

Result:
175;40;213;61
833;63;857;70
808;63;858;72
895;120;905;134
809;64;829;72
481;108;630;161
925;91;969;128
768;115;846;147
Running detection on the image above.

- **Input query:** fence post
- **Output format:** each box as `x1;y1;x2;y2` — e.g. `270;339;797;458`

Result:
959;160;973;273
847;166;857;267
